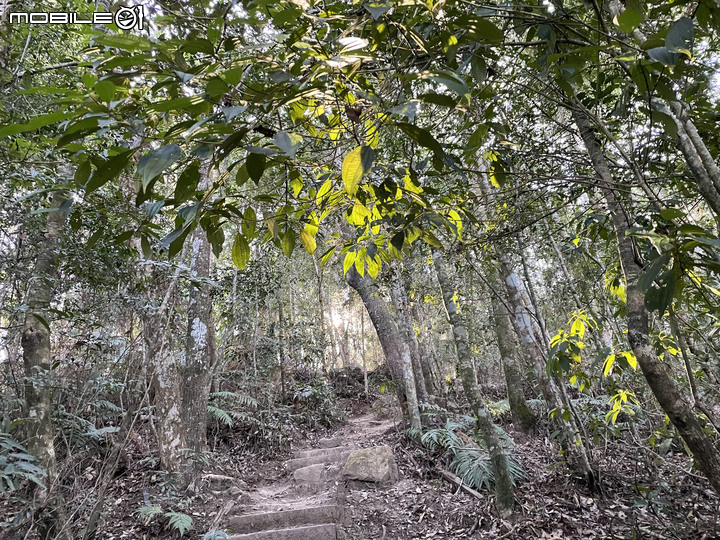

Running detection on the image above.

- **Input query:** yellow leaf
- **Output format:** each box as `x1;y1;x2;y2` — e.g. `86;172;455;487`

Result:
342;146;373;196
343;251;356;275
299;228;316;254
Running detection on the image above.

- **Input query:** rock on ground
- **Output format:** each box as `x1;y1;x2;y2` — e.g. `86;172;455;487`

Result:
341;445;399;485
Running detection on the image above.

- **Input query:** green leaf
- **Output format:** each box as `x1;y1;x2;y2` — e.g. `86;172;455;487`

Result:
648;47;679;66
93;33;154;51
342;146;374;196
137;145;182;190
85;150;133;194
658;208;684;221
470;54;487;86
30;313;51;334
390;231;405;252
148;96;205;113
242;207;257;238
299;228;317;254
281;229;296;257
644;279;675;313
651;111;678;140
246;153;265;184
396;123;444;157
461;16;504;44
165;512;192;537
665;17;693;57
615;7;644;34
637;253;669;292
232;233;250;270
603;353;616;376
365;2;390;19
175;162;201;201
0;111;73;138
321;246;336;267
274;131;303;158
94;80;116;102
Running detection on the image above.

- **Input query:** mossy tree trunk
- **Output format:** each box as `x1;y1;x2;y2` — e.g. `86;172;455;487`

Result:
433;251;515;517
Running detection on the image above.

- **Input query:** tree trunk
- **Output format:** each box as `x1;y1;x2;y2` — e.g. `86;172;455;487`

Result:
345;266;421;431
433;251;515;517
145;302;186;477
181;169;216;462
390;260;429;404
413;303;440;394
487;266;536;432
21;185;69;539
573;107;720;492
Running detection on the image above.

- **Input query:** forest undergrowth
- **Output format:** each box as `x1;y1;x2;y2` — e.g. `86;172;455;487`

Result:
4;368;717;540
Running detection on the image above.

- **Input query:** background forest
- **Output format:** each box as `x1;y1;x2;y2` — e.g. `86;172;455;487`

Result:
1;0;720;537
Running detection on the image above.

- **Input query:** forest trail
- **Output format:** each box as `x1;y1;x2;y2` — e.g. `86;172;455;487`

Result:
225;408;400;539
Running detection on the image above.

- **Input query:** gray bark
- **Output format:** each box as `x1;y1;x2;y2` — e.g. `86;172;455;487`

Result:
390;260;429;404
487;266;536;432
22;190;66;482
21;184;69;539
573;107;720;493
345;266;421;431
433;251;515;517
181;169;216;460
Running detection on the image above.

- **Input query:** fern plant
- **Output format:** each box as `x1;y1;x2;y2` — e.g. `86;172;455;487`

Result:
420;418;526;491
0;431;46;493
207;391;258;428
136;504;193;537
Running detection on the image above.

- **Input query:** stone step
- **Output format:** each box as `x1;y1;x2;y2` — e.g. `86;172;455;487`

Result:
228;523;337;540
226;505;340;534
285;451;352;472
293;445;353;459
318;437;343;448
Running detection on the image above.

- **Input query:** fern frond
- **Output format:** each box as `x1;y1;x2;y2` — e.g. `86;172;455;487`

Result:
165;512;193;536
136;504;164;525
207;405;234;427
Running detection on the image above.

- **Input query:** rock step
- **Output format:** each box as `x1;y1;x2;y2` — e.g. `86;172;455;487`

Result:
285;451;352;472
293;446;353;459
228;523;337;540
226;505;339;534
318;437;343;448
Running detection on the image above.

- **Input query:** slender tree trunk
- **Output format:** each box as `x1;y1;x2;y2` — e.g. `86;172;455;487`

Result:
433;251;515;517
361;307;369;396
498;252;595;488
573;108;720;493
390;260;429;404
21;185;69;539
487;266;536;432
278;292;286;402
22;190;66;483
345;266;421;431
413;303;440;394
181;169;216;463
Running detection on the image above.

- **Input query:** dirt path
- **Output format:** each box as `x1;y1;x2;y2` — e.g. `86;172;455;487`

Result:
223;409;400;539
